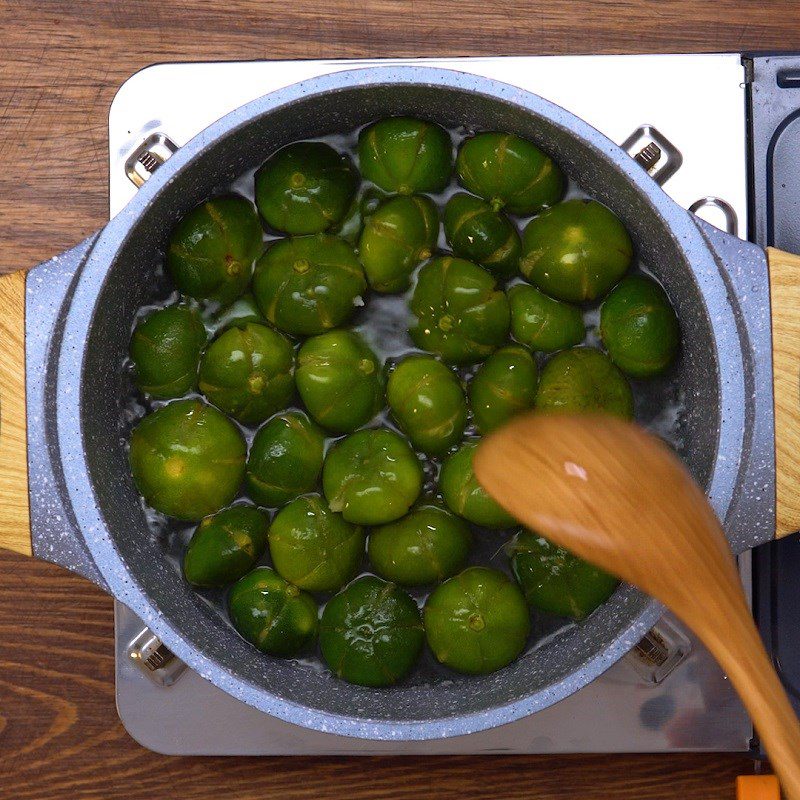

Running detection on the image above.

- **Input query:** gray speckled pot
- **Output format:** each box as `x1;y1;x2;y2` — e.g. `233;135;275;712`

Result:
22;67;776;740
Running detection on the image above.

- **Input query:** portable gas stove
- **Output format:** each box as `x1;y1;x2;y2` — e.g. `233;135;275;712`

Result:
109;54;798;755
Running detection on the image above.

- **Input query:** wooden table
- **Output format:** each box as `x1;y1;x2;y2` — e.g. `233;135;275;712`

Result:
2;1;799;796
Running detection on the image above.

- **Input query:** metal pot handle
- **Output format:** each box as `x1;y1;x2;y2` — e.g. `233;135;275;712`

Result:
0;234;108;589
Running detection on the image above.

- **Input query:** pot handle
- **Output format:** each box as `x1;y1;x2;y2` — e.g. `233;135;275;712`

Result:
0;235;108;590
0;269;31;555
767;247;800;538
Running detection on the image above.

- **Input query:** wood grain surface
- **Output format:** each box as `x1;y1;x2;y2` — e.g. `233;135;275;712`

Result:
0;270;31;556
0;0;791;796
767;247;800;539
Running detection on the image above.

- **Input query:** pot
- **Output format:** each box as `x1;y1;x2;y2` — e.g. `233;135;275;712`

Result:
1;66;798;741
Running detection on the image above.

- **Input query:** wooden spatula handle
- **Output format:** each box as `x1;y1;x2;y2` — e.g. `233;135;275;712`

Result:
699;573;800;799
0;269;32;556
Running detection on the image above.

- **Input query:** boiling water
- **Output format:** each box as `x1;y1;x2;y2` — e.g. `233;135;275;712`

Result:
120;123;686;685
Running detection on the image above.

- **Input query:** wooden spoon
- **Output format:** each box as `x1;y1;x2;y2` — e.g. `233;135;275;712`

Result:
474;413;800;799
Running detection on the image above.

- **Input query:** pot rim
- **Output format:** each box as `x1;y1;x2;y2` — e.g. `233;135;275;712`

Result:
53;65;743;739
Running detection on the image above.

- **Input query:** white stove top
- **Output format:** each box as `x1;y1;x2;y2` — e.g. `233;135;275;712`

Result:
110;55;752;755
